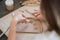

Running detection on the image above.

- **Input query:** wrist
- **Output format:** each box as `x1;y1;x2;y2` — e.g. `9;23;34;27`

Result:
10;19;17;27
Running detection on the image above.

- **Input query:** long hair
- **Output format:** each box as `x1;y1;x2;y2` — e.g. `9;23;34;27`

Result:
40;0;60;34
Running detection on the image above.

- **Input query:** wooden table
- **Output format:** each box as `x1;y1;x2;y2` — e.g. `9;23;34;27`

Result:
0;5;40;36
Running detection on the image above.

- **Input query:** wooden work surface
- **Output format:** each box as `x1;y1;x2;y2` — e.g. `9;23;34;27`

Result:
0;5;40;36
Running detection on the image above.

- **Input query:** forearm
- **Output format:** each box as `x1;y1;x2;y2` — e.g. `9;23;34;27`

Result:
8;20;17;40
8;27;16;40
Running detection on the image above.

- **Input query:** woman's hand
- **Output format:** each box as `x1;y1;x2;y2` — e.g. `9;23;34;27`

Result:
32;10;49;32
9;12;27;40
10;12;27;28
12;12;27;23
29;10;44;32
31;10;44;20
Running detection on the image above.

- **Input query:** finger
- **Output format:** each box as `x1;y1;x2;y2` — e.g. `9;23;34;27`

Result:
32;10;40;16
32;11;38;15
12;13;15;16
22;14;26;18
12;12;20;17
12;12;17;17
37;14;44;20
18;18;26;23
34;13;40;17
34;14;42;20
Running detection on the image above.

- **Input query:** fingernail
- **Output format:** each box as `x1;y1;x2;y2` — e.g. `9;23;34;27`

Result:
22;14;26;17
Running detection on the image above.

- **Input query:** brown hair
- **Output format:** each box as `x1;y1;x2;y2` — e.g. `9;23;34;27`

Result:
40;0;60;34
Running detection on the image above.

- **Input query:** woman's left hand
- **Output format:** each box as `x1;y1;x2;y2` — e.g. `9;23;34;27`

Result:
10;12;27;28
